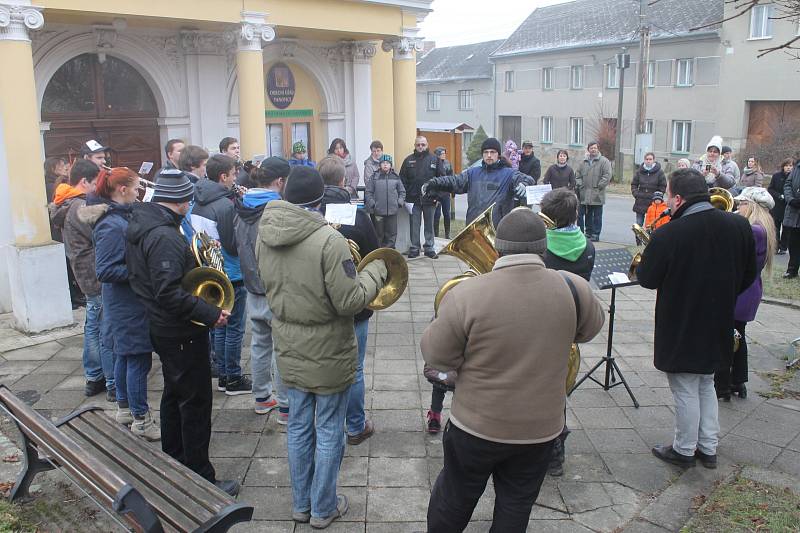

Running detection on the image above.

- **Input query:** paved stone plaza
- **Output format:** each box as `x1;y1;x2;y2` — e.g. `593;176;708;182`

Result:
0;251;799;532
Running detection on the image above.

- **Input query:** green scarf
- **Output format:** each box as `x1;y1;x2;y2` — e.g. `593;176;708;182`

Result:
546;228;587;261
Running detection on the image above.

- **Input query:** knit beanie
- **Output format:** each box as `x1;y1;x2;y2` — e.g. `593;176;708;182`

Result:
292;140;306;154
652;191;664;202
152;169;194;203
495;207;547;255
284;166;325;206
706;135;723;153
481;137;502;154
261;156;291;180
379;154;393;164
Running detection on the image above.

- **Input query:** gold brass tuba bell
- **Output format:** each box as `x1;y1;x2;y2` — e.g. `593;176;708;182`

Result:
709;187;734;212
357;247;409;311
181;231;235;325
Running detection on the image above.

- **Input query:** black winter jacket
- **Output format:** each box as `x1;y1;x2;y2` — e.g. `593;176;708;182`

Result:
321;186;379;323
636;197;756;374
518;153;541;183
399;149;442;204
784;162;800;229
126;202;220;338
631;163;667;215
768;170;789;224
543;239;595;281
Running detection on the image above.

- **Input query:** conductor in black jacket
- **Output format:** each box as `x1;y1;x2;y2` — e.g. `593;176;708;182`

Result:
126;170;239;496
636;169;756;469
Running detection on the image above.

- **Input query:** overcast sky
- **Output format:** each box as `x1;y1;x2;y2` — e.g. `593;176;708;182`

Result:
419;0;572;47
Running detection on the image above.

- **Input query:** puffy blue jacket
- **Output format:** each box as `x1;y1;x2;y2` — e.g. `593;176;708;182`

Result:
426;159;534;227
92;200;153;356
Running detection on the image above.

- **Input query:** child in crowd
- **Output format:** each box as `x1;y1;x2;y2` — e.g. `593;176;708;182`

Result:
644;191;671;230
365;154;405;248
424;366;456;433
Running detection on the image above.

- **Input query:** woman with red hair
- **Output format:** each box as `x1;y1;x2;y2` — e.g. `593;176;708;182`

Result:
89;167;160;440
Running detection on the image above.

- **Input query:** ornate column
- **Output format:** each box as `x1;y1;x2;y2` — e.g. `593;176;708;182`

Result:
341;40;376;177
235;11;274;160
0;2;72;331
382;35;422;254
382;36;422;156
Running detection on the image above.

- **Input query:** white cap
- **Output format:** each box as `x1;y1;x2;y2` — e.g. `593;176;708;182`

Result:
734;187;774;210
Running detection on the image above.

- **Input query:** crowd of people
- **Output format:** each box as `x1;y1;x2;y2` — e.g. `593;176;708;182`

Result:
39;128;798;531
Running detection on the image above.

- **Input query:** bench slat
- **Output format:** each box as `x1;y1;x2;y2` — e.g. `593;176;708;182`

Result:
63;418;205;532
80;411;231;510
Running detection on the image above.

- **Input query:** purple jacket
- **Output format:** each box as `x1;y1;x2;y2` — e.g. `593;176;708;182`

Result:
735;223;767;322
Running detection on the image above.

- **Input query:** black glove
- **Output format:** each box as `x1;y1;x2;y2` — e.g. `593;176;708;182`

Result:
790;198;800;208
421;181;438;200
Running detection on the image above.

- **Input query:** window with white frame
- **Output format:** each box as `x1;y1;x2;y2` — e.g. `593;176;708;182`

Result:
542;67;554;90
750;4;774;39
570;66;583;89
458;89;473;110
606;63;619;89
676;59;694;86
427;91;440;111
463;131;473;150
570;117;584;145
541;116;554;143
646;61;656;87
644;119;654;135
504;70;515;92
672;120;692;152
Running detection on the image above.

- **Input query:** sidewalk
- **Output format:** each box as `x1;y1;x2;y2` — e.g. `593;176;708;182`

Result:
0;252;799;532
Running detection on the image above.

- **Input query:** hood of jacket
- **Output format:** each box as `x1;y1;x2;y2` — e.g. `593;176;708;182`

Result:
640;161;662;175
258;200;327;248
546;228;588;261
323;185;351;205
127;202;182;245
77;203;110;227
193;178;231;206
237;189;280;224
53;183;84;206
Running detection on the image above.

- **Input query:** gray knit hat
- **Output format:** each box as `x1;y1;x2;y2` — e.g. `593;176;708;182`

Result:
152;169;194;203
495;207;547;255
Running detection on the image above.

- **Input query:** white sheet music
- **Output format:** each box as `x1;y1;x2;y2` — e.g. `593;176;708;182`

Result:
526;184;552;205
325;203;357;226
608;272;630;285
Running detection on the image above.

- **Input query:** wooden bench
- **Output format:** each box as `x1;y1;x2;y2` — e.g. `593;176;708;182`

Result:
0;386;253;532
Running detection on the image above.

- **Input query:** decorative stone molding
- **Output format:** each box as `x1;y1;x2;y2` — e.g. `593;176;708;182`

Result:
279;37;298;58
93;25;117;62
381;36;423;61
180;30;235;55
0;3;43;42
237;11;275;52
340;40;377;64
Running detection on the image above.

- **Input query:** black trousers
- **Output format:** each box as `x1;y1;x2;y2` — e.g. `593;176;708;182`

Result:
773;213;789;251
152;332;216;482
788;227;800;275
428;421;554;533
715;321;748;395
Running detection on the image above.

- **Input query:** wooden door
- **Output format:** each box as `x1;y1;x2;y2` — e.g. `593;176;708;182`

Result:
41;54;161;178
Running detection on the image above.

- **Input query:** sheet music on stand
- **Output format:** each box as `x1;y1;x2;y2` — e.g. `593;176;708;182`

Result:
590;248;639;290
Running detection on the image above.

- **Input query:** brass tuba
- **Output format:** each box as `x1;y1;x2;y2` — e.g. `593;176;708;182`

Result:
433;203;580;392
181;231;235;325
709;187;734;211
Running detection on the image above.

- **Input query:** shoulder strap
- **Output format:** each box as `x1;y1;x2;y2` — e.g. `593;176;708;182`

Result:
559;271;581;322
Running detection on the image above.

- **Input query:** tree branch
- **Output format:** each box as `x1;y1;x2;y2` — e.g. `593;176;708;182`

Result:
690;0;760;32
758;34;800;57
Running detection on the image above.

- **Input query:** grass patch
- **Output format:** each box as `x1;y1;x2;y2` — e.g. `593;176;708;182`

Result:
757;364;800;400
763;267;800;302
0;499;38;533
681;475;800;533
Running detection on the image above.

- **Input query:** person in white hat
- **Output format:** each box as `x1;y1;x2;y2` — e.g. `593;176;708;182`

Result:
691;136;736;190
714;187;778;401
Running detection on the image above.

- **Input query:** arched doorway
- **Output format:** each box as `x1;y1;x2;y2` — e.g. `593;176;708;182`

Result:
42;54;161;172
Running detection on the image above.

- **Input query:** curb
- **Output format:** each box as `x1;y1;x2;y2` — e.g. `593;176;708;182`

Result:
762;296;800;310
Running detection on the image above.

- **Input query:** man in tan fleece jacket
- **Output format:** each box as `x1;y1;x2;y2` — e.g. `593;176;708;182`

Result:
422;208;605;533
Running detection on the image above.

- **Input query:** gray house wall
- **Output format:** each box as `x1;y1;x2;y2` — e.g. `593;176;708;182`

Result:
493;35;723;167
416;78;494;135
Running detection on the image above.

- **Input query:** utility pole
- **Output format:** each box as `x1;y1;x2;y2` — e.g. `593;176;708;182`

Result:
634;0;652;167
614;48;629;183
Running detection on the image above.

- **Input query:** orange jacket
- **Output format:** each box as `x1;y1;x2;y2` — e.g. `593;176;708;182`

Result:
644;201;670;229
52;183;84;206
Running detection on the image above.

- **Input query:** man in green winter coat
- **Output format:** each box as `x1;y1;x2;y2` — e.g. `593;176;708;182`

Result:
256;166;387;529
575;141;612;242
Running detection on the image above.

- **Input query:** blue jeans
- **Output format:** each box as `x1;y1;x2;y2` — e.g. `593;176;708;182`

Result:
84;294;115;389
287;387;348;519
215;284;247;378
114;353;152;417
346;319;369;435
635;212;645;226
578;205;604;239
248;292;276;401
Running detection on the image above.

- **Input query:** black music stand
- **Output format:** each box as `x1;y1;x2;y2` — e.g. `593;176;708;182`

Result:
569;248;640;408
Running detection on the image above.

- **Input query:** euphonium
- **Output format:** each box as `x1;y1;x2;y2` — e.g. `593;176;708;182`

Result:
709;187;734;211
433;203;580;392
181;231;235;325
